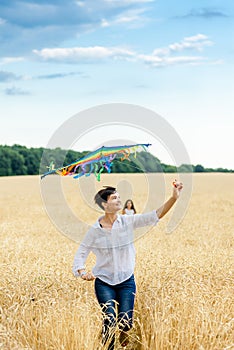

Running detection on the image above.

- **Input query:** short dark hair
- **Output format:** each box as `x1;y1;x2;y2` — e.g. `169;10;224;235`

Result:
94;186;116;210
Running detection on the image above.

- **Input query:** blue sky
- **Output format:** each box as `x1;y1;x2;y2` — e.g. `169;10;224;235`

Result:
0;0;233;168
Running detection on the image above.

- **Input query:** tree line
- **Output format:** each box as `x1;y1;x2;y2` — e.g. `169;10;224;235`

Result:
0;144;233;177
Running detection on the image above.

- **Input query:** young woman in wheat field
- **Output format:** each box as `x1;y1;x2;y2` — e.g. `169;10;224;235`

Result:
72;181;183;349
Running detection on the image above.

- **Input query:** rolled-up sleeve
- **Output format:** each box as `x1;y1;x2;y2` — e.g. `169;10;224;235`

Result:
132;210;159;229
72;244;91;277
72;230;94;277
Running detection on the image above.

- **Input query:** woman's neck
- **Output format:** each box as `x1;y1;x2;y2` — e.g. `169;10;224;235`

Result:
100;212;118;229
103;212;117;224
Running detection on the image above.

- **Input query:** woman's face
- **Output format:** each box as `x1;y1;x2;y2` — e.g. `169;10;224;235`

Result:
104;192;122;213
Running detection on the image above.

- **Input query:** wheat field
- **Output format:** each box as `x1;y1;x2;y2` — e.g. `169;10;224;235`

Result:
0;174;233;350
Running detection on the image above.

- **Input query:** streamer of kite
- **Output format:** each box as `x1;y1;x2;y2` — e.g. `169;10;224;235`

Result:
41;143;151;181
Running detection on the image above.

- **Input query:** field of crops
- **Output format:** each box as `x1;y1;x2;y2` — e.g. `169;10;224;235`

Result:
0;174;233;349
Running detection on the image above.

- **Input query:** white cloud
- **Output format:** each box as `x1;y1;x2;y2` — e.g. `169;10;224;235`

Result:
184;34;208;42
101;7;150;27
137;34;214;67
169;34;213;52
138;54;204;67
0;0;153;57
165;56;205;65
152;34;213;56
33;46;135;62
32;34;217;68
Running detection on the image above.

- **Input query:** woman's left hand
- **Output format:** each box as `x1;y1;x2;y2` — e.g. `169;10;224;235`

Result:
172;180;183;200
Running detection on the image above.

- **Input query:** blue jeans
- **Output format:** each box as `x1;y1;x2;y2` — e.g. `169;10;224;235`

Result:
94;274;136;349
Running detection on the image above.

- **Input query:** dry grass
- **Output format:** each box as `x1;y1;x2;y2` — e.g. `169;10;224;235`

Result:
0;174;233;350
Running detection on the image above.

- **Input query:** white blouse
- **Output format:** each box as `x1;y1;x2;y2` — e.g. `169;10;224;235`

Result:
123;208;135;215
72;210;159;285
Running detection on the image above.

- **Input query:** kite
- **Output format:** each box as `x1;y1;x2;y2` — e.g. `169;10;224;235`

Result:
41;143;151;181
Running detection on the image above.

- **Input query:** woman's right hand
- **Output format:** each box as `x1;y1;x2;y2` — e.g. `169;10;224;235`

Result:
81;271;96;281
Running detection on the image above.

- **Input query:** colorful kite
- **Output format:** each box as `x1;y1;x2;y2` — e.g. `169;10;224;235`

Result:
41;143;151;181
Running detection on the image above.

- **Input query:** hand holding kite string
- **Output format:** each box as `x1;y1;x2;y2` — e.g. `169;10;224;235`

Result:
41;143;151;181
173;179;183;188
172;179;183;199
173;180;178;188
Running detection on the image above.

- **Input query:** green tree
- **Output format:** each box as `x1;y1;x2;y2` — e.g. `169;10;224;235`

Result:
0;146;27;175
161;163;177;173
0;148;12;176
178;164;194;173
194;164;205;172
10;150;27;175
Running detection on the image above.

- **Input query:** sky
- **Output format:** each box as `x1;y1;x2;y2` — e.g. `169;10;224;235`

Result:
0;0;233;169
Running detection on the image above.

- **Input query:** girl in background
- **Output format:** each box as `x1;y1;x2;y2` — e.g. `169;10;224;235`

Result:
73;182;183;348
122;199;136;215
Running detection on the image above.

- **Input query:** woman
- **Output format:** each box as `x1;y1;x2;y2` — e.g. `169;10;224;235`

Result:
122;199;136;215
73;182;183;349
